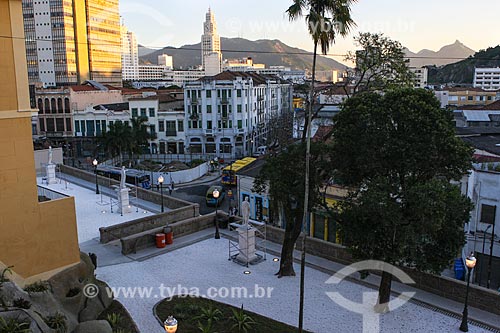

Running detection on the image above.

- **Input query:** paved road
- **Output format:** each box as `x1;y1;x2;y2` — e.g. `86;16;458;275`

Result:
170;178;234;215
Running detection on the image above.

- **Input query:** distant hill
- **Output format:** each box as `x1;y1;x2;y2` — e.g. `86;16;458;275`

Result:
138;45;156;57
405;40;475;67
428;45;500;84
139;37;347;71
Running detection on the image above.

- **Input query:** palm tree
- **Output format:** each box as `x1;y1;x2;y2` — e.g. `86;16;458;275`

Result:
286;1;356;331
129;116;156;164
101;121;133;164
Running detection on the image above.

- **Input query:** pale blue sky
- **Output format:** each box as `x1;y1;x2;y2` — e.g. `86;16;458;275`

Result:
120;0;500;60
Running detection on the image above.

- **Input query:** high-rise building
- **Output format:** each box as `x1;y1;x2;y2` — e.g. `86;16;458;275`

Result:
122;25;140;81
158;54;174;70
201;8;222;75
22;0;122;89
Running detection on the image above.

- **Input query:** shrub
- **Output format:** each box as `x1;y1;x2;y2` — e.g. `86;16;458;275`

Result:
0;316;31;333
230;305;255;333
23;281;49;294
106;313;122;329
12;298;31;310
43;312;67;333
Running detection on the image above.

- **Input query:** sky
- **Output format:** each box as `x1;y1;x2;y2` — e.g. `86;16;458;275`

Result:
120;0;500;62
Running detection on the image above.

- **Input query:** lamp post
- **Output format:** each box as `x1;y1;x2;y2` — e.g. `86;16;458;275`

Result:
164;316;178;333
92;159;99;194
213;188;220;239
460;253;477;332
158;175;164;213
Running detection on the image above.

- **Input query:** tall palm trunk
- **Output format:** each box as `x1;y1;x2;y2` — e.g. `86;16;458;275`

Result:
298;40;318;333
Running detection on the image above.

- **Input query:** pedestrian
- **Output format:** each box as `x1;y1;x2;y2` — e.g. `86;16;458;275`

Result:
171;180;175;190
168;185;172;195
156;183;160;191
233;207;238;216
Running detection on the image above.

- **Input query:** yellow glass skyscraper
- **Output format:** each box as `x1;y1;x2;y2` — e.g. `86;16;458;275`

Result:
22;0;122;89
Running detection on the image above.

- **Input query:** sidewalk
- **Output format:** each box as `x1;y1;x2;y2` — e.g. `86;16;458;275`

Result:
95;226;500;332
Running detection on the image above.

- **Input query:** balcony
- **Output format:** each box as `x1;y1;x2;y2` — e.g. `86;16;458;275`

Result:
189;113;200;121
165;130;177;137
204;129;214;136
189;98;199;105
234;128;246;135
220;98;230;105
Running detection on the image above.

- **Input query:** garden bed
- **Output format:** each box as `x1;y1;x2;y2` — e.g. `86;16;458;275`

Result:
155;295;310;333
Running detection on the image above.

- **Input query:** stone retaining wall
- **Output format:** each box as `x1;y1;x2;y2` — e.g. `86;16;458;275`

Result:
265;225;500;316
99;205;199;243
60;165;194;209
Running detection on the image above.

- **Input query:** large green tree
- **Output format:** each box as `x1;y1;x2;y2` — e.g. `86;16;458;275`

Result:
330;88;473;311
346;32;415;94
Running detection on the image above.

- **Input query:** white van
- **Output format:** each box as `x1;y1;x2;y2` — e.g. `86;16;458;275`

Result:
253;146;267;157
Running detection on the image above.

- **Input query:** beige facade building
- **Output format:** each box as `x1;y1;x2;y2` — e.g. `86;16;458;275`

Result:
0;0;80;286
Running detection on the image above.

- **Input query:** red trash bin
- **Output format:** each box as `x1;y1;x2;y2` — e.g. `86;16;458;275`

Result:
166;232;173;245
155;233;166;248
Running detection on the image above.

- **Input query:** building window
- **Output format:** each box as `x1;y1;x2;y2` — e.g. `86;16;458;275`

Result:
238;120;242;129
178;120;184;132
159;120;165;132
207;120;212;129
237;89;242;97
65;118;72;132
140;108;147;117
207;105;212;113
166;121;176;136
74;120;80;133
39;118;45;132
149;108;155;117
132;108;138;117
480;204;496;224
206;90;211;98
237;104;242;113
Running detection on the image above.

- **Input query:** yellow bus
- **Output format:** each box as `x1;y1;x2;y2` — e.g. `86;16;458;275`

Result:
221;157;256;186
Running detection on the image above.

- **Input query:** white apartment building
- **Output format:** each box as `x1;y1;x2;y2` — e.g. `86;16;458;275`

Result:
410;66;428;88
201;8;222;74
184;71;293;159
129;94;185;154
138;65;167;81
133;70;206;88
474;68;500;91
158;54;173;70
121;25;139;81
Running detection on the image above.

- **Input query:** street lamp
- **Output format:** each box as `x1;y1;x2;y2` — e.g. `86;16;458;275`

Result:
213;188;220;239
158;175;164;213
164;316;178;333
92;159;99;194
460;253;477;332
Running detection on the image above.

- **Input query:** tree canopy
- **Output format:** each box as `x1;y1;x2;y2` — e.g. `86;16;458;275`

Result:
330;88;473;307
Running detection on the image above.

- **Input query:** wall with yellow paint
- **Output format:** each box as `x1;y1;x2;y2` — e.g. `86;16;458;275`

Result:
0;0;80;286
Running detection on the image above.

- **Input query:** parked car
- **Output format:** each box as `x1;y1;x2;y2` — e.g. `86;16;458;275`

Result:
206;185;226;206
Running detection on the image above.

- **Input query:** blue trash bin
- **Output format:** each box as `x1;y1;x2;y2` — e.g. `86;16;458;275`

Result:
454;258;465;281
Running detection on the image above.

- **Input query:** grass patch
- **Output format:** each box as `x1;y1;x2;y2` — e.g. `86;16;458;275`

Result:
98;300;139;333
155;296;310;333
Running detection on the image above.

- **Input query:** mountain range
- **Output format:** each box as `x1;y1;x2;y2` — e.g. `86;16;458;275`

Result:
139;37;347;72
405;40;475;67
428;45;500;84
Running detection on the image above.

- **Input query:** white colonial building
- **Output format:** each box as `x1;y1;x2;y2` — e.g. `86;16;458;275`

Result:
183;71;292;159
128;93;185;155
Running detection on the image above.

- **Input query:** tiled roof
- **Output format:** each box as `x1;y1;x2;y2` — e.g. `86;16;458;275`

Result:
200;71;282;85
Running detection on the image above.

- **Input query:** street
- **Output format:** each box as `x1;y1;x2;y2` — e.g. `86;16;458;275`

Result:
169;178;234;215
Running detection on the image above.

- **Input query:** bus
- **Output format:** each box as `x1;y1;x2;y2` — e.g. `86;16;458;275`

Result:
221;157;256;186
95;166;151;189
